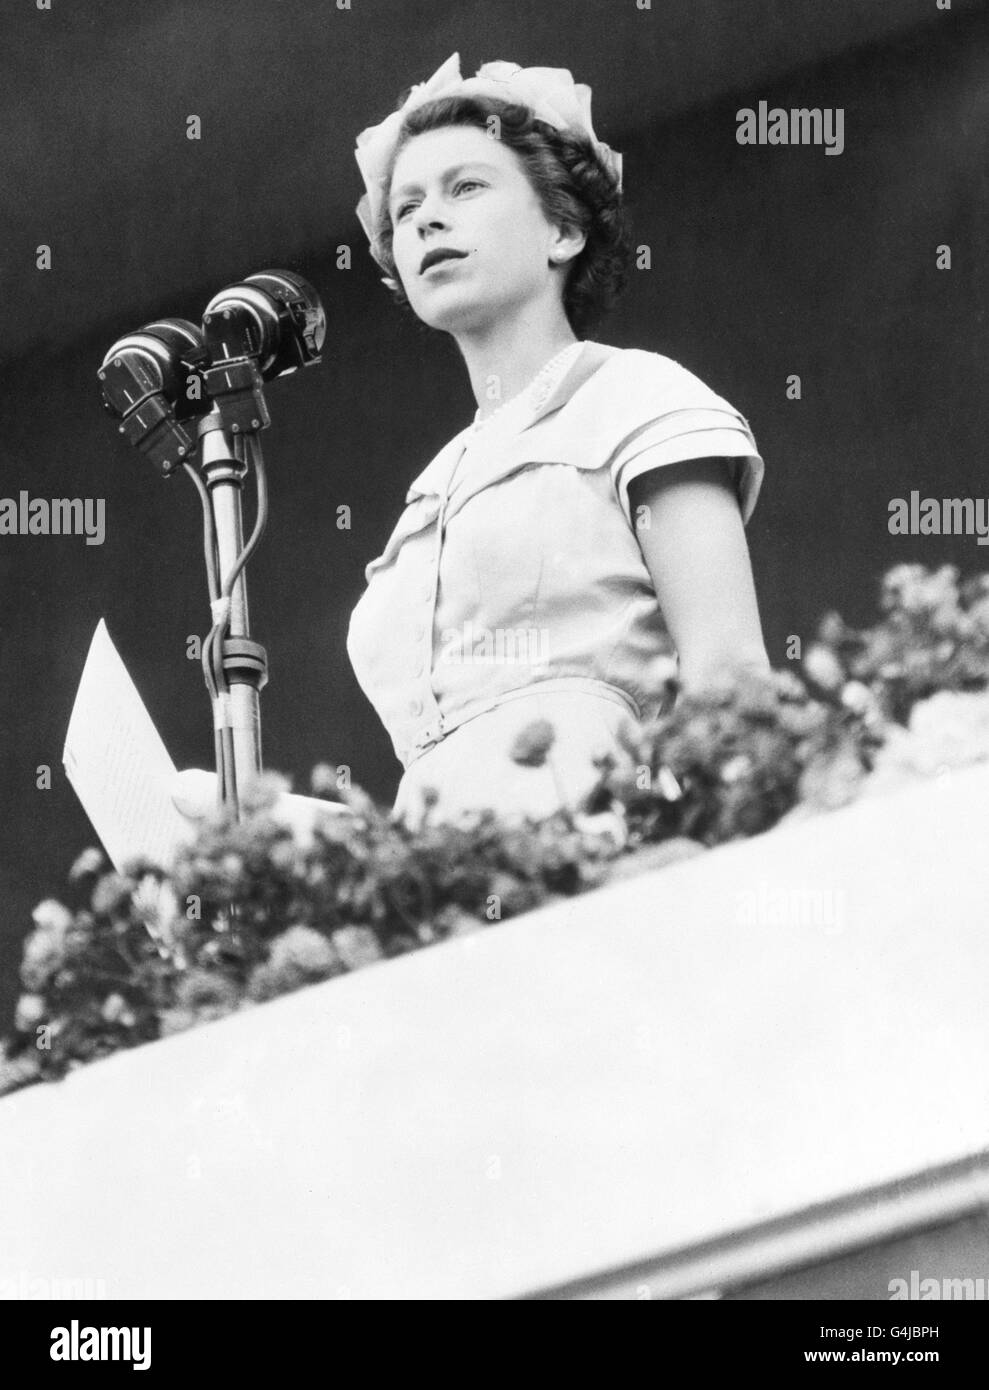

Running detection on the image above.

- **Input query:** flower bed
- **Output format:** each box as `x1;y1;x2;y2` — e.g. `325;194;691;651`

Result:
4;563;989;1097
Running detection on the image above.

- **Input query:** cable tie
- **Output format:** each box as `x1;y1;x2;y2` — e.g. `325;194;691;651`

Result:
210;596;232;626
212;693;232;730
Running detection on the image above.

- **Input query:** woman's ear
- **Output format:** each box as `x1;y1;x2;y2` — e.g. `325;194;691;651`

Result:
548;223;587;267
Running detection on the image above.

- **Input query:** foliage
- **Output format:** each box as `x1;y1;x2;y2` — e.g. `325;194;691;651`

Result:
4;564;989;1097
804;564;989;723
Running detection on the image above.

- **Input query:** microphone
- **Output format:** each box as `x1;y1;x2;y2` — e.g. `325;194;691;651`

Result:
202;270;325;379
200;270;326;434
98;319;210;478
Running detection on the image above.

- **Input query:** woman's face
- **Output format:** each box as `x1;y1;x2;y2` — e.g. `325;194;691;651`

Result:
387;124;580;334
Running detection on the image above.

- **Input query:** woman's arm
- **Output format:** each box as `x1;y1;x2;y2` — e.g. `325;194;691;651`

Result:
626;456;771;694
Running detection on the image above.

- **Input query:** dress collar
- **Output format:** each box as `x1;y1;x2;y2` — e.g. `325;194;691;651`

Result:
404;340;618;502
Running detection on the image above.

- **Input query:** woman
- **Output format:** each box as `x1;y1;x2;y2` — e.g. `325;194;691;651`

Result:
343;53;771;829
172;52;770;836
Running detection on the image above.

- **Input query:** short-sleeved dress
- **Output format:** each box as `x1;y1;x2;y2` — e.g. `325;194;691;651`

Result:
346;340;764;826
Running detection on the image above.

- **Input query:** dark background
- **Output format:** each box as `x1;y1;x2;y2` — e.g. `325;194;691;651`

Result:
1;0;987;1024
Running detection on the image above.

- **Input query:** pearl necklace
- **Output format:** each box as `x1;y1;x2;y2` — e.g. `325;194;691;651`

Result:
469;341;585;435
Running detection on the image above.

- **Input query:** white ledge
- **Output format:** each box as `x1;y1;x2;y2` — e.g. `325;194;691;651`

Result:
2;765;989;1300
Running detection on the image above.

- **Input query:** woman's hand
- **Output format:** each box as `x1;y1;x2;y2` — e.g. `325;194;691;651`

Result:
628;456;772;695
170;769;354;845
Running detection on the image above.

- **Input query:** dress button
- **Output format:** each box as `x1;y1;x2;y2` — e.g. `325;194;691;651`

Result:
413;623;425;641
408;697;423;717
411;659;425;678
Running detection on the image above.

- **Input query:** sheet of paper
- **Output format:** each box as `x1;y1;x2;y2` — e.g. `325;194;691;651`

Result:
63;619;195;873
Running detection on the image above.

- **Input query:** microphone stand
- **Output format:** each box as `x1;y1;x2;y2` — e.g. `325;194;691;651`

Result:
98;272;325;825
195;412;269;819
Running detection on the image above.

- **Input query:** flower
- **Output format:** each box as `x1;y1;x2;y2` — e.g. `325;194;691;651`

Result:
31;899;73;933
720;755;752;785
158;969;244;1034
573;808;628;850
14;994;46;1032
239;771;291;815
100;993;137;1028
331;925;384;971
840;681;874;715
510;718;556;766
132;876;180;933
247;926;342;1002
91;873;134;917
20;902;74;991
802;643;845;694
68;847;105;881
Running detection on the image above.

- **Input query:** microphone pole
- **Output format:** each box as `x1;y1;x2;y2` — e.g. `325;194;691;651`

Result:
197;415;268;809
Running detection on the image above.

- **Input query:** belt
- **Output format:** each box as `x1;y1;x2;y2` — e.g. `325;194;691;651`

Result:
402;677;641;768
409;715;446;757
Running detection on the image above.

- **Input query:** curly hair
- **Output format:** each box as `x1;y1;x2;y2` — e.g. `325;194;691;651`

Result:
370;93;630;335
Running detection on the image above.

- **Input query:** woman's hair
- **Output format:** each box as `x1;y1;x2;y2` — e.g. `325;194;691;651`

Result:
373;93;630;335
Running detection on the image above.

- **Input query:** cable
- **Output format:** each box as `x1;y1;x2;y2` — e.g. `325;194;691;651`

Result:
220;434;268;600
182;460;221;703
184;460;229;814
